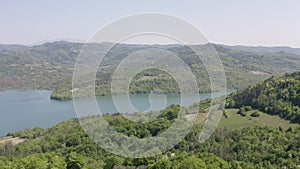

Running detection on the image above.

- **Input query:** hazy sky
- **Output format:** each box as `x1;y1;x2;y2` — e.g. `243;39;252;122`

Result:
1;0;300;47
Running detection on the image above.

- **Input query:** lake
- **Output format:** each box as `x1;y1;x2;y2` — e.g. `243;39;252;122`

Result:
0;90;226;136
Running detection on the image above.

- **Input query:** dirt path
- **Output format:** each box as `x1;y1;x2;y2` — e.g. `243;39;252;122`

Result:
185;113;208;123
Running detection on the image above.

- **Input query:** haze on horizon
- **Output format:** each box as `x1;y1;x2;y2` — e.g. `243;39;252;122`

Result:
1;0;300;48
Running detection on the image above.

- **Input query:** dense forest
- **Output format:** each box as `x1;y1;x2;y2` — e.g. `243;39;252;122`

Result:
227;71;300;123
1;71;300;168
1;41;300;100
0;107;299;168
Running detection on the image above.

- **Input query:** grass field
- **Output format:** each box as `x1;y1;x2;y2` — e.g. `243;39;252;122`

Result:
217;109;299;129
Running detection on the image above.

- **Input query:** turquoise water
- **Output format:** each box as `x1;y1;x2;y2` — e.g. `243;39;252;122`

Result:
0;90;225;136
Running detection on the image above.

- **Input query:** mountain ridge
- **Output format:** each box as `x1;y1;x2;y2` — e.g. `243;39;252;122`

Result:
2;41;300;52
0;41;300;100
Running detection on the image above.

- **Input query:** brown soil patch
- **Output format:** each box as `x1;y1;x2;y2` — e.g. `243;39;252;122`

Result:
139;76;159;81
0;136;26;145
249;70;269;75
185;113;208;123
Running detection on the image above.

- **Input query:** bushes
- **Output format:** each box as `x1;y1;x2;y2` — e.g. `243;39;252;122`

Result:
244;106;252;111
237;107;247;117
237;107;260;117
251;111;260;117
7;127;46;139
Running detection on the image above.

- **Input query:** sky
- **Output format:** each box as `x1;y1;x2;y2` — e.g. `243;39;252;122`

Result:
1;0;300;47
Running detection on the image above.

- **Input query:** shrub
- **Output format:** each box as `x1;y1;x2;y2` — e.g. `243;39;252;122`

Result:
244;106;252;111
237;107;247;116
250;111;260;117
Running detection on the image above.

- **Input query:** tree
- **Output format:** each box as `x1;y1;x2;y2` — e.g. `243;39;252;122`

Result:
66;152;86;169
178;156;206;169
150;159;172;169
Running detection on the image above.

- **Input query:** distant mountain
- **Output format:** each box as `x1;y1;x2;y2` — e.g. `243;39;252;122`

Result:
0;41;300;99
221;44;300;55
0;44;27;51
31;38;86;46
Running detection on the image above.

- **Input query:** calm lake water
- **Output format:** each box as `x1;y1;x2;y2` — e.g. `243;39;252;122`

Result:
0;90;226;136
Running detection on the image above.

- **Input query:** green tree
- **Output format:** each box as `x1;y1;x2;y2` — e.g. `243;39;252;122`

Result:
178;156;206;169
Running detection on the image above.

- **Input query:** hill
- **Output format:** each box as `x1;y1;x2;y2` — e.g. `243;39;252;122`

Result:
0;105;299;168
0;44;27;51
222;44;300;55
0;76;300;169
226;71;300;123
1;41;300;99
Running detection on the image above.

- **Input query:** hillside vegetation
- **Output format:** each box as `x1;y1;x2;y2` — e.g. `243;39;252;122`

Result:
1;41;300;99
1;70;300;169
227;71;300;123
0;105;299;168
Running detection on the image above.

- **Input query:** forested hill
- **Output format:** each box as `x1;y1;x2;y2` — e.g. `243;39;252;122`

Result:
227;71;300;123
0;103;299;168
1;70;300;168
1;41;300;99
222;44;300;55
